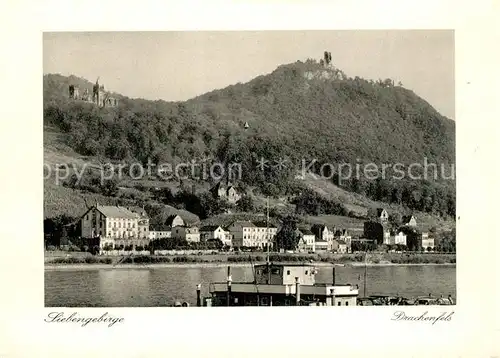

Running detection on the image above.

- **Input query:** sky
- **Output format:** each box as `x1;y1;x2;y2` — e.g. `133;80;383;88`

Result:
43;30;454;119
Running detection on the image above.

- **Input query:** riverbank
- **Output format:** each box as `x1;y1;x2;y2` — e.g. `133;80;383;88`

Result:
44;252;456;269
44;262;456;270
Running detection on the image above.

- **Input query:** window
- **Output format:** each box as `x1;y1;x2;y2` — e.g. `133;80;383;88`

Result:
345;302;349;306
337;302;341;306
305;270;308;275
286;270;290;275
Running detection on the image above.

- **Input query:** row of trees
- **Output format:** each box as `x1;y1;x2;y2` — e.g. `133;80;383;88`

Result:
44;214;79;247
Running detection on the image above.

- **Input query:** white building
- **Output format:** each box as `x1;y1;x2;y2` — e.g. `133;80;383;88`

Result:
200;225;232;247
311;224;335;250
80;205;149;249
385;230;407;246
252;221;278;249
314;239;329;251
297;228;316;252
227;221;277;249
171;226;200;243
128;206;150;240
334;229;352;253
165;214;185;228
421;233;434;250
149;226;172;240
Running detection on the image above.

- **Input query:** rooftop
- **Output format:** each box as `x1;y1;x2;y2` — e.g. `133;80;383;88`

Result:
150;225;172;231
228;220;256;228
253;221;277;228
94;205;137;219
165;215;183;226
200;225;222;232
297;227;315;235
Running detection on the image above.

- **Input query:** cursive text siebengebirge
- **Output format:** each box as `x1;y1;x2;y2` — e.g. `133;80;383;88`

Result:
45;311;124;327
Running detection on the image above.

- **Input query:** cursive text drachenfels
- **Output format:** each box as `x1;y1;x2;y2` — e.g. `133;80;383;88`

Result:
391;311;454;324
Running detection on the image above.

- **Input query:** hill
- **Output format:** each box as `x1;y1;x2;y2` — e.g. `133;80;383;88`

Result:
43;57;455;223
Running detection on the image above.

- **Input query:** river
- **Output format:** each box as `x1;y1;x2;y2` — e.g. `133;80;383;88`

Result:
45;264;456;307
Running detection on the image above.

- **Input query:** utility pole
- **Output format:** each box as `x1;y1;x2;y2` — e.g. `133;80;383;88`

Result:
363;251;368;297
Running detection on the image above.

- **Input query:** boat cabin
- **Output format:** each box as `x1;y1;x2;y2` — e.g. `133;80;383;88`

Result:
206;263;359;307
254;263;316;286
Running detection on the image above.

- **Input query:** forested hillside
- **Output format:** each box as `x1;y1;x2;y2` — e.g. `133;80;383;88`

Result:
44;58;455;218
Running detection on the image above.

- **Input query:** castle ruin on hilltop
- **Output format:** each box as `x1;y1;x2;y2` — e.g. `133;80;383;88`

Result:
68;77;118;108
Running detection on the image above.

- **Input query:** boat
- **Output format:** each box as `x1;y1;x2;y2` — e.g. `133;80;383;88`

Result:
201;263;359;307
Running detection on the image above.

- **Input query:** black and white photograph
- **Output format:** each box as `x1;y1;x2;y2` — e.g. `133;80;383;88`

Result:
42;30;457;308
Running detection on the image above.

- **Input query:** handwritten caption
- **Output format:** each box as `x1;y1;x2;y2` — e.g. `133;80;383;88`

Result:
45;312;124;327
391;311;454;324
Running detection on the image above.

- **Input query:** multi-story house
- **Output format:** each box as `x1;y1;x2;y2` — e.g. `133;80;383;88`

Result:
252;221;278;249
334;229;352;253
200;225;232;247
226;220;277;249
128;206;149;240
227;220;255;248
314;239;329;251
171;226;200;243
385;230;407;246
80;205;149;250
296;228;316;252
311;224;335;250
421;232;434;250
333;240;348;254
210;182;242;204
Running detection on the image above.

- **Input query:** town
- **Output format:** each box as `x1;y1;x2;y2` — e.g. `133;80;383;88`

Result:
46;180;437;257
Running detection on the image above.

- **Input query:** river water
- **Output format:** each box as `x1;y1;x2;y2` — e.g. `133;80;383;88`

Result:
45;264;456;307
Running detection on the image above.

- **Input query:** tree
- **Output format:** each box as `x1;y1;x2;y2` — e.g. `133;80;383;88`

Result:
389;213;402;228
275;216;300;251
101;179;118;196
44;214;78;247
366;207;378;220
198;192;230;219
157;187;174;203
237;195;255;212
